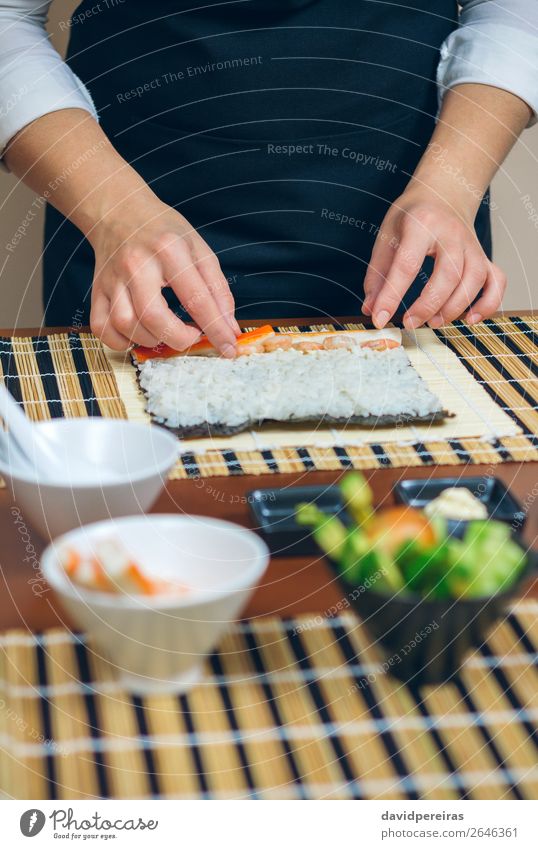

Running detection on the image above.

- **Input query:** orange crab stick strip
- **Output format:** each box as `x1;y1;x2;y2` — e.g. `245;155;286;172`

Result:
62;548;81;578
133;325;275;362
124;562;161;595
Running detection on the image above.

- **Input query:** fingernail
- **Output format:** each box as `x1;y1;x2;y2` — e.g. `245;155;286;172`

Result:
467;312;482;325
374;309;390;329
404;314;421;330
221;343;237;358
362;299;372;316
428;314;443;329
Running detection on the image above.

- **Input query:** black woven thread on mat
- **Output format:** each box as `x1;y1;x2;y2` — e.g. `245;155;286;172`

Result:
221;450;244;475
297;447;316;471
35;637;58;799
73;639;110;797
478;642;538;755
261;449;280;472
491;439;514;462
438;323;538;446
0;339;23;404
509;316;538;349
131;696;161;797
286;628;361;795
448;440;472;464
407;691;465;800
67;333;101;417
242;628;304;790
507;612;537;657
486;319;538;381
453;678;523;800
329;621;418;800
180;452;201;478
177;694;210;796
209;651;257;794
371;444;392;467
334;446;353;468
413;442;434;465
32;337;64;418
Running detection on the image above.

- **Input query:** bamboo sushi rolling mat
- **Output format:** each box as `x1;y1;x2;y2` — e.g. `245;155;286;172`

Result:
1;601;537;800
0;315;537;480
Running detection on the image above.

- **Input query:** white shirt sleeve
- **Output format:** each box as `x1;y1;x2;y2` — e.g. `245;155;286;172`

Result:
438;0;538;126
0;0;98;156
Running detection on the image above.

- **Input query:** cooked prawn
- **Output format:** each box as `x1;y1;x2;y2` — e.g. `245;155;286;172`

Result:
236;343;264;356
360;338;400;351
322;335;354;351
293;340;323;352
263;335;294;352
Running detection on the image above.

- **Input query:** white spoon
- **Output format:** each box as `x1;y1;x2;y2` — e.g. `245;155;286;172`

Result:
0;383;76;480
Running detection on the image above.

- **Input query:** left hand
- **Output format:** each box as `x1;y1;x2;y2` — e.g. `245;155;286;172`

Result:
362;190;507;329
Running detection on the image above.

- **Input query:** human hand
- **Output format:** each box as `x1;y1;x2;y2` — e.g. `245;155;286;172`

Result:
89;195;240;353
363;191;506;329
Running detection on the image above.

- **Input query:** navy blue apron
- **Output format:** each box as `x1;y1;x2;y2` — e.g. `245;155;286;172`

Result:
44;0;491;324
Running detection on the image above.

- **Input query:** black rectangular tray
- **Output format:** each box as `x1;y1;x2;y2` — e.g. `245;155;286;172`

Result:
247;484;347;556
393;475;526;535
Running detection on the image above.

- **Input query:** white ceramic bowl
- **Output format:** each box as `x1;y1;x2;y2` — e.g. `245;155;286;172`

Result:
0;419;178;539
41;514;270;693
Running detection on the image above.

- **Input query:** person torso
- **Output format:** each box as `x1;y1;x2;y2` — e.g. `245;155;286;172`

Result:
45;1;472;322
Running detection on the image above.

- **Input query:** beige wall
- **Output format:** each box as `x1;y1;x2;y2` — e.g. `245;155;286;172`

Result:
1;2;537;328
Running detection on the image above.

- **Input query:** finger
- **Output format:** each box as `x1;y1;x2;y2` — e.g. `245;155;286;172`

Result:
428;251;488;327
466;262;507;325
109;287;160;348
403;241;464;329
90;292;132;351
371;223;432;328
195;253;240;335
127;260;203;350
159;240;237;356
362;229;395;315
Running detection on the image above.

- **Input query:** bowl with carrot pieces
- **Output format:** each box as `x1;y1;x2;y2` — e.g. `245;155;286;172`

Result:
41;514;269;694
296;473;535;685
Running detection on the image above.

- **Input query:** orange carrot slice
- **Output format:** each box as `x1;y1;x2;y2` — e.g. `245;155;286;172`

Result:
133;325;275;362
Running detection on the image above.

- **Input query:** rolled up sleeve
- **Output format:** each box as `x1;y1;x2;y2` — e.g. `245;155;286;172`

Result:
0;0;98;158
437;0;538;127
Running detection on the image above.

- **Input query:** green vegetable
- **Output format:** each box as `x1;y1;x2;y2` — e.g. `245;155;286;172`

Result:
339;527;371;585
338;528;405;594
396;538;451;598
443;522;527;599
295;502;347;560
339;471;374;526
373;547;407;595
443;539;477;597
296;473;529;602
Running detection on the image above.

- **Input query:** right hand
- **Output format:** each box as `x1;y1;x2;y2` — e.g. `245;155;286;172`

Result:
88;195;240;354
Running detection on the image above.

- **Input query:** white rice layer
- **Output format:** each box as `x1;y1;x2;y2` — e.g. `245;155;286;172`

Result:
138;347;443;428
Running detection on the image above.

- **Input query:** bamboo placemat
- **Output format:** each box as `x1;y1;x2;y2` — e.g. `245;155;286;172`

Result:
0;316;537;480
1;601;537;800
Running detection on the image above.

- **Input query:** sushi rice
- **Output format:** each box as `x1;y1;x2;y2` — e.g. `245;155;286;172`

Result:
137;346;444;430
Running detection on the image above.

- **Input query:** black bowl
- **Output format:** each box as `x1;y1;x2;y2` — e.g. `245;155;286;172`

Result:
326;546;537;687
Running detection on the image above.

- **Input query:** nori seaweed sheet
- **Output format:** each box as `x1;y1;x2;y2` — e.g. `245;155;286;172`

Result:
132;353;449;439
151;410;450;439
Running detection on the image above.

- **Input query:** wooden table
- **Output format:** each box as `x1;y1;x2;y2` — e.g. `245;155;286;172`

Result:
1;320;537;635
